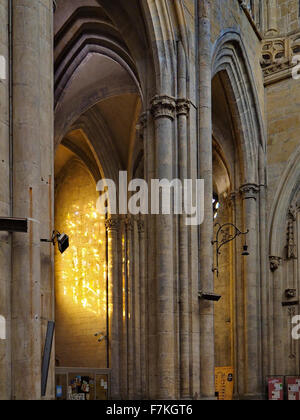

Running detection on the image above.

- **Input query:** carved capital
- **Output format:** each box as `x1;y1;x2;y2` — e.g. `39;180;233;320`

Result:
137;220;145;234
150;95;176;120
269;256;282;272
176;98;190;117
137;112;147;131
105;217;120;232
124;216;134;232
227;191;238;204
239;183;260;200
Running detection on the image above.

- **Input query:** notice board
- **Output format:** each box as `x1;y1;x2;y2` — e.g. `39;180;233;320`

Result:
215;367;234;400
286;377;300;400
267;377;284;400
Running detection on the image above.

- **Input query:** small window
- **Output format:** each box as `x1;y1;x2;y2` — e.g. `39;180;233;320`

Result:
213;193;220;220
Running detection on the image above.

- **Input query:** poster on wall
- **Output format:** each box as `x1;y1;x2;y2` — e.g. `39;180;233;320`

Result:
267;377;284;400
286;377;300;400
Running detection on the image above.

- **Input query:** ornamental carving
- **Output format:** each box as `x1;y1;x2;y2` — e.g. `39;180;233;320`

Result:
261;33;300;85
261;38;287;69
287;218;297;260
150;95;176;120
286;196;299;260
269;256;282;272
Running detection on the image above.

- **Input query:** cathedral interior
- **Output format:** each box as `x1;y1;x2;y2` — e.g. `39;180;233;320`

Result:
0;0;300;400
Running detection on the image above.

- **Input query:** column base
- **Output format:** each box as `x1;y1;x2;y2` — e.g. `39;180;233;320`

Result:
235;393;265;400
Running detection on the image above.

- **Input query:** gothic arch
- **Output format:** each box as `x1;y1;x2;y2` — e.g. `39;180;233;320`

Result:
212;30;266;184
269;144;300;256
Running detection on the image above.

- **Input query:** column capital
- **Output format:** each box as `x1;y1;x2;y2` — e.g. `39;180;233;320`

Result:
227;191;238;202
105;216;120;232
137;112;147;142
138;112;148;130
124;216;134;232
239;183;260;200
176;98;190;117
150;95;176;120
137;220;145;234
269;255;282;272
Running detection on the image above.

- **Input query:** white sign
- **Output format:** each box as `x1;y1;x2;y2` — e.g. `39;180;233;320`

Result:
0;315;6;340
0;56;6;80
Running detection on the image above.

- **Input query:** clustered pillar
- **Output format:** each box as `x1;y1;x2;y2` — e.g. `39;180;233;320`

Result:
198;0;215;399
11;0;53;400
240;184;261;398
150;95;176;399
266;0;278;36
106;216;121;399
177;40;191;399
0;0;11;401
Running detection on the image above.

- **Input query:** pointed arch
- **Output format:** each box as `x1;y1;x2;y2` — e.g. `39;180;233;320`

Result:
269;145;300;256
212;30;266;184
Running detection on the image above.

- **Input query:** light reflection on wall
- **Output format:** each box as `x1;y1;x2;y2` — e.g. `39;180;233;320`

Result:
55;159;107;368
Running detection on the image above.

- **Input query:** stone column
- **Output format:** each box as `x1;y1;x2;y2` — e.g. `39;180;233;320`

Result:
198;0;215;399
151;94;176;399
266;0;278;36
133;216;141;399
240;183;261;398
142;109;157;399
125;216;135;399
11;0;53;400
230;191;245;396
269;256;284;374
39;0;54;399
138;218;147;399
0;0;11;401
120;219;128;399
177;41;191;399
258;147;269;382
106;216;121;399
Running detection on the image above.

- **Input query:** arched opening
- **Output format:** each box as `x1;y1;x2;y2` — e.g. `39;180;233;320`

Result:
268;146;300;377
53;0;145;400
212;32;266;399
212;68;249;399
54;143;109;400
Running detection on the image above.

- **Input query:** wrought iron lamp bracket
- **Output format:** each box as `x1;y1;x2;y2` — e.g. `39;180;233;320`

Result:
212;222;249;276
